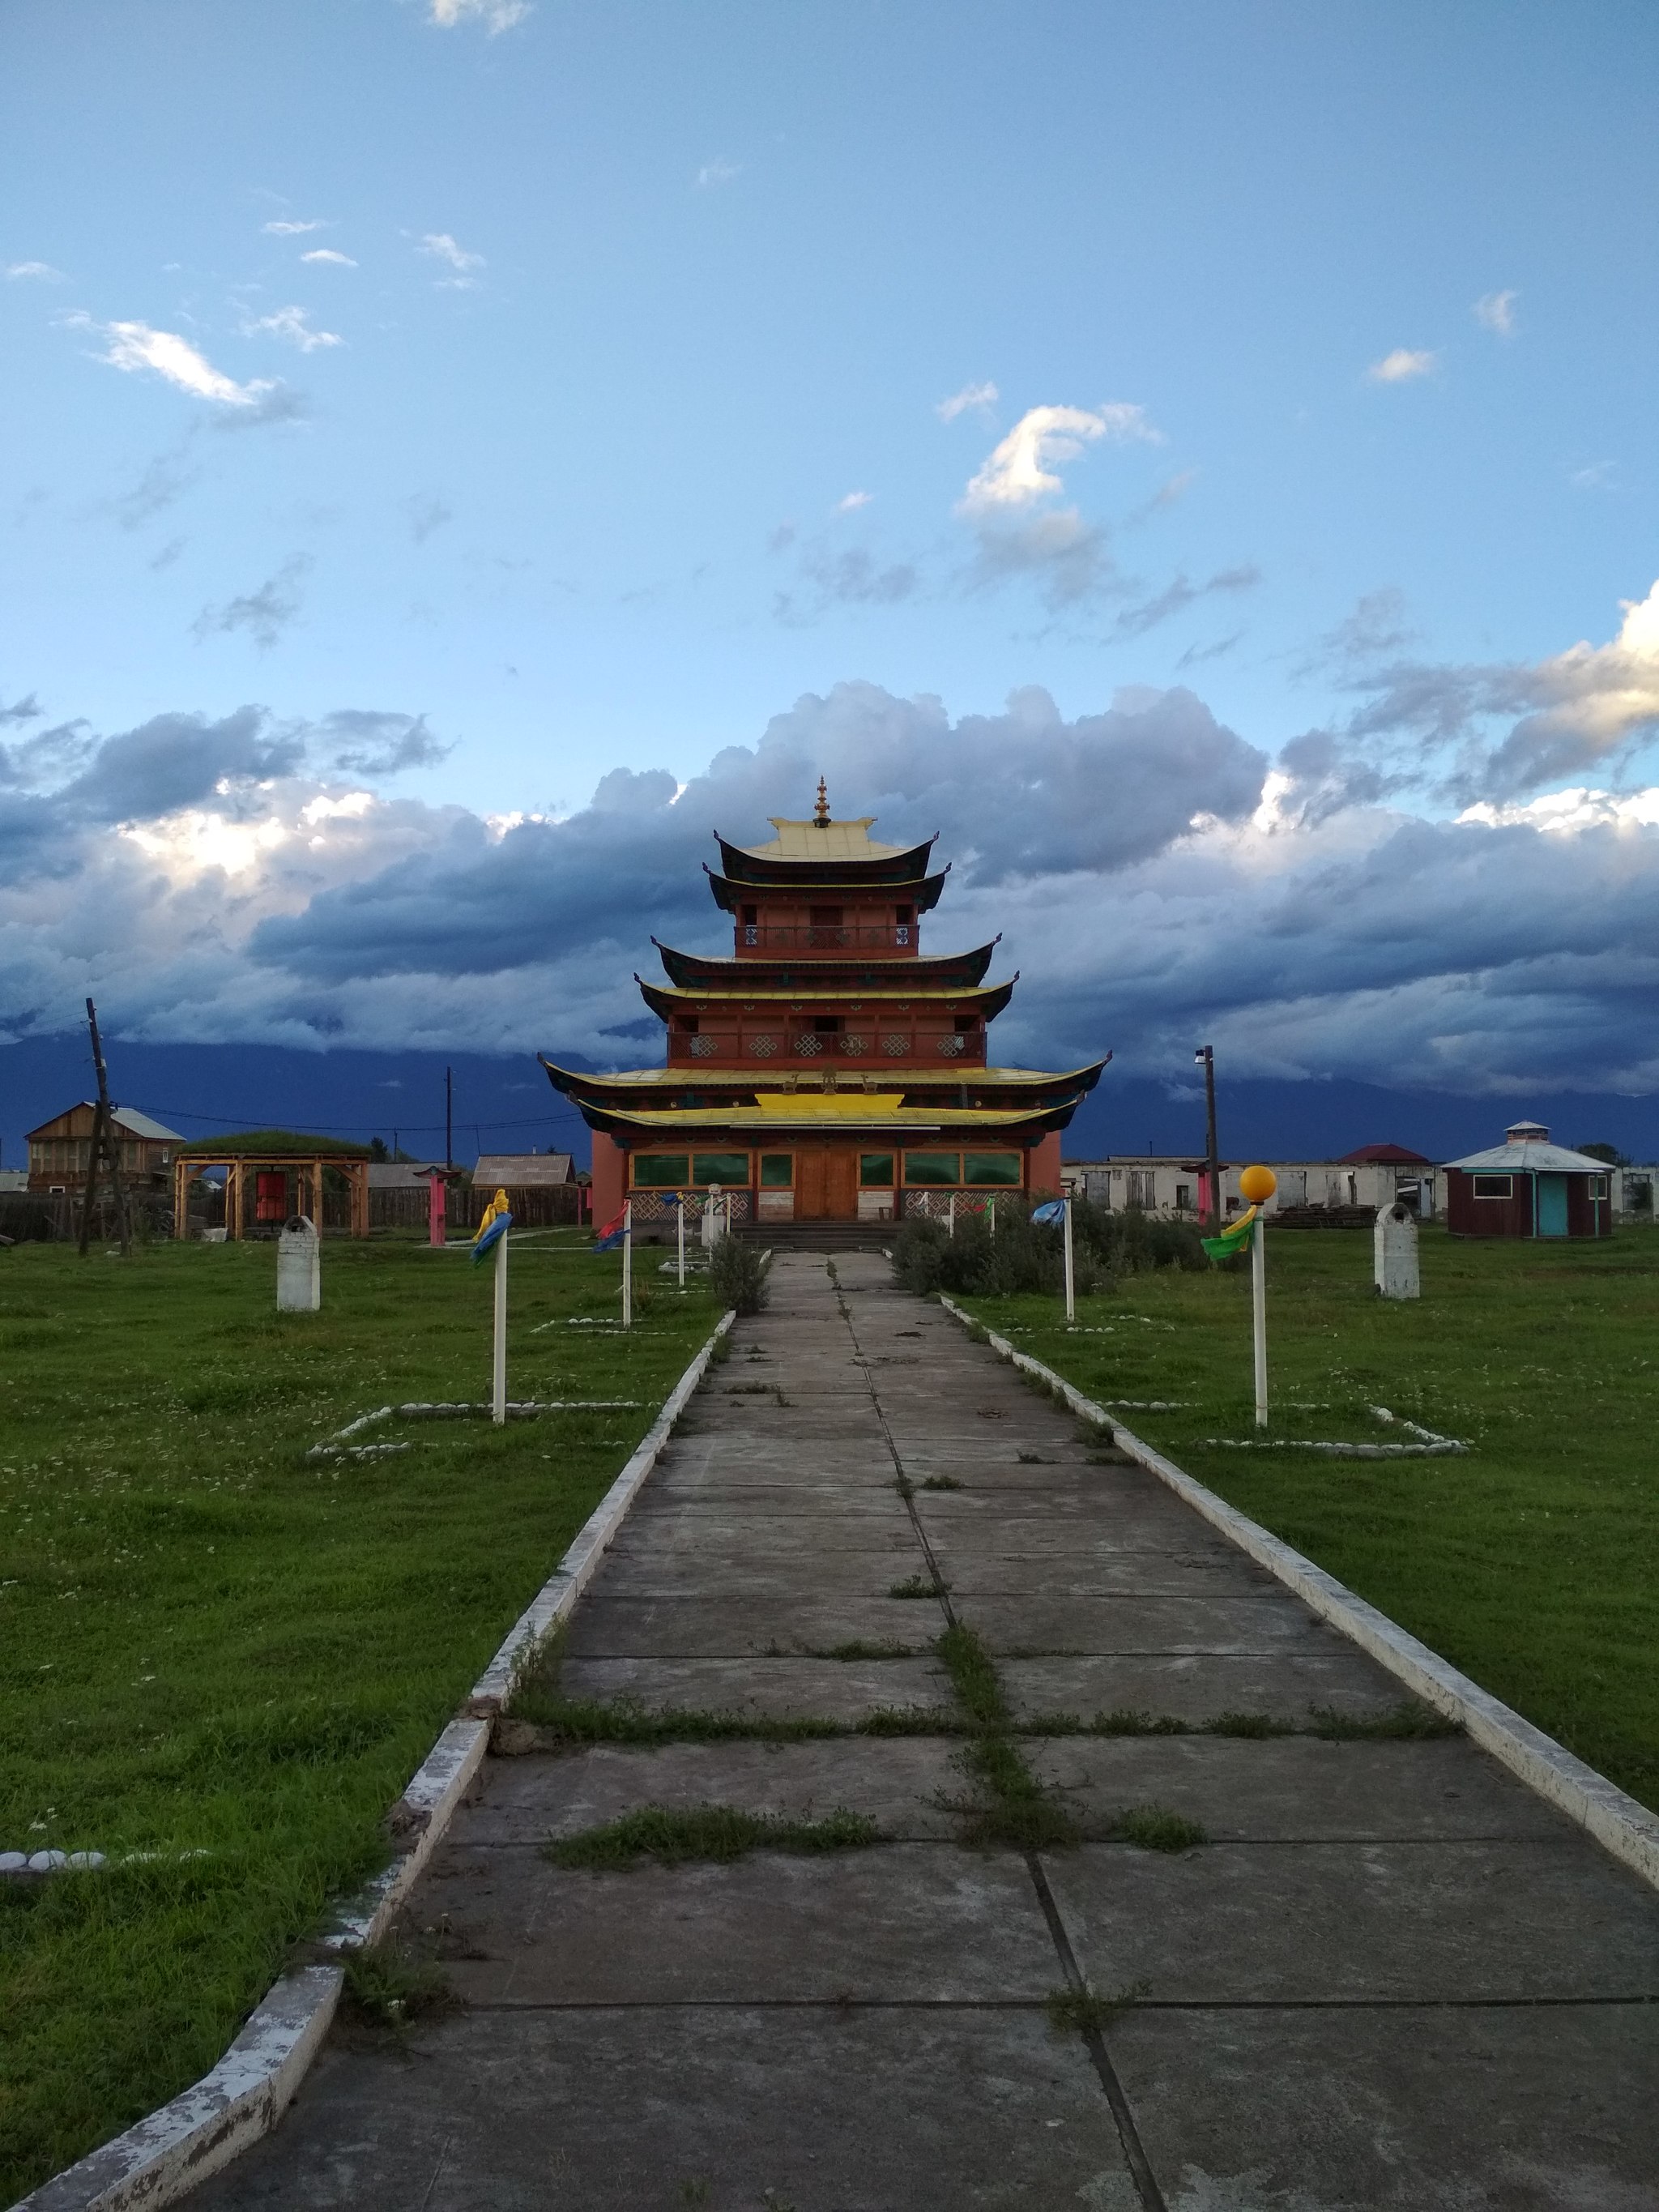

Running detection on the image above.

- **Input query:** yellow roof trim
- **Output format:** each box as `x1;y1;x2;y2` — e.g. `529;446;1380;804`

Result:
599;1104;1064;1132
741;816;906;863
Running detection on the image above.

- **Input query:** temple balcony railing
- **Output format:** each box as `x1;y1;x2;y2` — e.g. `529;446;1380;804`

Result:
737;925;915;951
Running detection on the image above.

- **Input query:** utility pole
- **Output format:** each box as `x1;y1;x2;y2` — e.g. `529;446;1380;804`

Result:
445;1066;453;1172
79;998;130;1258
1194;1044;1221;1232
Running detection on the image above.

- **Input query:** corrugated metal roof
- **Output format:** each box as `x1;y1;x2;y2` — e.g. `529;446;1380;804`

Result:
471;1154;575;1187
1444;1141;1612;1174
113;1107;184;1142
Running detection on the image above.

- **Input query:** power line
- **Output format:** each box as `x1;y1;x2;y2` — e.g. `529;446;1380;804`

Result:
129;1105;587;1136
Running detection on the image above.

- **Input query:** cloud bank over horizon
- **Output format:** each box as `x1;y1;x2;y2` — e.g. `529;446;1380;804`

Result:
6;591;1659;1104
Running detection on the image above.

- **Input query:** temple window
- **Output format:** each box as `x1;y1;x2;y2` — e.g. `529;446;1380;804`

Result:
904;1150;961;1185
692;1151;751;1185
760;1154;793;1187
633;1153;690;1187
859;1154;895;1187
962;1152;1021;1186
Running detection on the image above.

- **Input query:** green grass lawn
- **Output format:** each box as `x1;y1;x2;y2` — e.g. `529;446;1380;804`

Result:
956;1225;1659;1819
0;1231;719;2201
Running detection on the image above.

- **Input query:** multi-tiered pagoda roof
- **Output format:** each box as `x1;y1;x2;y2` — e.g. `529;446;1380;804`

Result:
543;783;1107;1226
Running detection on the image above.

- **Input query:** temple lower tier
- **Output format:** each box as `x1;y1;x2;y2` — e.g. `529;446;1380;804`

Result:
591;1125;1062;1228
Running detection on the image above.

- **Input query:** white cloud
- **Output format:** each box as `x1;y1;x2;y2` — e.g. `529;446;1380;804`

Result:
1367;348;1437;383
262;219;328;237
696;158;741;188
936;381;999;423
834;490;873;513
1458;785;1659;834
5;260;66;282
958;403;1160;518
1473;289;1518;337
79;318;278;409
241;305;343;353
419;233;485;281
301;249;357;267
428;0;531;28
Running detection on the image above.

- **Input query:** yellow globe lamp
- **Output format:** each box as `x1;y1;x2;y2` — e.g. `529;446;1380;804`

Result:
1238;1164;1277;1204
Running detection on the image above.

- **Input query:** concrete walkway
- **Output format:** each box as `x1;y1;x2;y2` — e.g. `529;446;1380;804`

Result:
198;1253;1659;2210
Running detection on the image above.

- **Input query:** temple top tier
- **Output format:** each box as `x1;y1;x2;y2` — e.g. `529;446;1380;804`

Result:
712;783;940;958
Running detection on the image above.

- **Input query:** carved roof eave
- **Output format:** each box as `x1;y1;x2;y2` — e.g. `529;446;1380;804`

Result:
539;1052;1110;1104
635;975;1018;1023
567;1096;1088;1139
650;935;1000;989
713;831;938;886
705;864;950;913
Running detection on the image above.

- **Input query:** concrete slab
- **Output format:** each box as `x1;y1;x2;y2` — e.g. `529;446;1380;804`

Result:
559;1653;954;1719
953;1592;1340;1655
1107;2001;1659;2210
1044;1837;1659;2001
1002;1650;1408;1724
591;1554;924;1600
1025;1735;1576;1841
190;2008;1137;2212
934;1550;1275;1597
607;1513;919;1558
564;1593;953;1656
455;1737;978;1843
426;1843;1060;2003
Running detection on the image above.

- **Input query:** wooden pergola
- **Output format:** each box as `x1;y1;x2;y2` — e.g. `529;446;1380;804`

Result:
172;1138;373;1241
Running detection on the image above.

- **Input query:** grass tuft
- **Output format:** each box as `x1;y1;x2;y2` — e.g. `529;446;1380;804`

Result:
1111;1803;1209;1852
919;1474;964;1490
1308;1701;1461;1740
887;1572;936;1599
341;1941;454;2032
821;1638;918;1661
543;1803;880;1869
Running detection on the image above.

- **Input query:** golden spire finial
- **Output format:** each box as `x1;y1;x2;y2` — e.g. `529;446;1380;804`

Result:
813;776;830;826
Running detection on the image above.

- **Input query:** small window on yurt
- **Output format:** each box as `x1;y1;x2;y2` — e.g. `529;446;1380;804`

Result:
963;1152;1021;1186
692;1151;751;1185
634;1154;690;1187
1472;1174;1513;1199
905;1151;960;1185
859;1153;894;1187
760;1154;793;1187
1589;1175;1609;1200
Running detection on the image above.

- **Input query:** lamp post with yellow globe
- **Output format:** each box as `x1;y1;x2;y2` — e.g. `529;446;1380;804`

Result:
1236;1164;1277;1427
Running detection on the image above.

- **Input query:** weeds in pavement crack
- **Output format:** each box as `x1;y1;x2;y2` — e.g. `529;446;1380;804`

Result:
1045;1980;1150;2036
544;1804;880;1869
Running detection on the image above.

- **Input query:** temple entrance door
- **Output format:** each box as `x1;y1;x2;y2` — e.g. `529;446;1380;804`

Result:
795;1147;857;1219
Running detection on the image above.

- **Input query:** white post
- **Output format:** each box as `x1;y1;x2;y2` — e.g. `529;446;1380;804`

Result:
622;1200;633;1330
989;1199;996;1239
947;1193;956;1239
676;1193;685;1288
1252;1211;1269;1428
1063;1197;1076;1323
492;1223;509;1425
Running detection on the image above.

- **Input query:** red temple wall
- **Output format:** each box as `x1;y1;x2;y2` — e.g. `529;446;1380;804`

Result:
1029;1130;1062;1196
591;1131;626;1226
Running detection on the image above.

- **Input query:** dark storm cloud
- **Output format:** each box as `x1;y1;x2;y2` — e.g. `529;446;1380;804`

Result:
249;681;1269;982
321;710;454;775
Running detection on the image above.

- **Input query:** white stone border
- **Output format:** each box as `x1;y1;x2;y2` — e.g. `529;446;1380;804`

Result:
936;1294;1659;1894
13;1310;736;2212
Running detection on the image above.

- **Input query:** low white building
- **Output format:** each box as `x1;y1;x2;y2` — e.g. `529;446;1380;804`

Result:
1061;1149;1439;1220
1064;1149;1659;1223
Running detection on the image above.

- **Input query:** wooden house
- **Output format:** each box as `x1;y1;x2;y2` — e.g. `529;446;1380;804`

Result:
1444;1121;1613;1239
27;1104;181;1194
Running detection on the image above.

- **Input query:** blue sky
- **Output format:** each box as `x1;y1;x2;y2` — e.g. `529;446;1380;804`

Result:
3;0;1658;1151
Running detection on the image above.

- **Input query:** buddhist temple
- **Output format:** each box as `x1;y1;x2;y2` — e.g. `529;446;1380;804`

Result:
541;782;1108;1230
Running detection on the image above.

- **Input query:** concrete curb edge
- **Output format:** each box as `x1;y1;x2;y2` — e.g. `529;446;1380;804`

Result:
11;1309;738;2212
936;1293;1659;1894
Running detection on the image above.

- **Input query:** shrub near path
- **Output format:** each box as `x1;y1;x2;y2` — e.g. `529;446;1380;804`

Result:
954;1224;1659;1817
0;1233;718;2202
